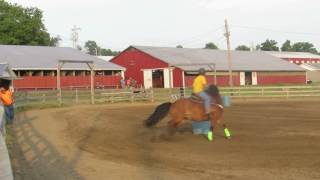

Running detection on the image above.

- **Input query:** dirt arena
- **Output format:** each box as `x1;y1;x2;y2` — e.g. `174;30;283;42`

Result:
9;100;320;180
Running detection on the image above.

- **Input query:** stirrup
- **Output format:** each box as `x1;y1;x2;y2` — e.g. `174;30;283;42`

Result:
206;113;211;120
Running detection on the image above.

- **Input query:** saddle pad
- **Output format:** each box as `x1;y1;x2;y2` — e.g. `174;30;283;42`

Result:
190;94;205;103
190;94;219;106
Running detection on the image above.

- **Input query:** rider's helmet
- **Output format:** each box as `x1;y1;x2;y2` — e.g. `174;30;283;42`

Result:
199;68;206;75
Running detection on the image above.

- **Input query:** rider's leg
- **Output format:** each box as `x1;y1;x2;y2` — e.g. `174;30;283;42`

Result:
198;91;211;114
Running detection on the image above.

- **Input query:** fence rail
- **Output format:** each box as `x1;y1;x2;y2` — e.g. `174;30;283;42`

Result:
14;85;320;107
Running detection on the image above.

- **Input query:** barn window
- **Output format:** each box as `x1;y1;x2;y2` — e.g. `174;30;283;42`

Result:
312;61;315;63
301;61;305;63
290;61;293;63
295;61;299;63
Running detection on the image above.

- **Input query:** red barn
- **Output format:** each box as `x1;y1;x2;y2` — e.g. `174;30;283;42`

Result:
267;51;320;65
111;46;306;88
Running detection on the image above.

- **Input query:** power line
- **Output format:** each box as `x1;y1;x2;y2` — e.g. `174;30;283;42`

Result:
165;26;224;46
232;25;320;36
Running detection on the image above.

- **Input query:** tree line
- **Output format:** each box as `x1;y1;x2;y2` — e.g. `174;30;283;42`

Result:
83;40;120;56
178;40;319;54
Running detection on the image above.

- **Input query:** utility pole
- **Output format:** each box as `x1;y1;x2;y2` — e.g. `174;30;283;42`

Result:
224;19;233;87
95;48;98;56
71;25;81;48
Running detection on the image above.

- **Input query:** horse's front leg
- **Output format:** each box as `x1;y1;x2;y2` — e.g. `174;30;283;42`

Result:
217;115;231;139
222;123;231;139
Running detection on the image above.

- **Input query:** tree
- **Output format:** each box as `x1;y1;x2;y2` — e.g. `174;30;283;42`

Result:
291;42;318;54
49;36;61;47
100;48;120;56
100;48;112;56
0;0;52;46
176;45;183;48
204;42;218;49
256;45;261;51
260;39;279;51
235;45;250;51
84;40;99;55
281;40;292;52
84;40;120;56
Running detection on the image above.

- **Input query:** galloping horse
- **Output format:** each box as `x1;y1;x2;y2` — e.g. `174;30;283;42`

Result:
145;85;231;140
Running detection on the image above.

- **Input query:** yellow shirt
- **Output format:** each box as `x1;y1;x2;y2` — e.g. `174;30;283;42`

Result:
193;75;207;93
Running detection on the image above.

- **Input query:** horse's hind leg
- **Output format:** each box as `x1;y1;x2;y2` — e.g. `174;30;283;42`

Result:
167;115;184;136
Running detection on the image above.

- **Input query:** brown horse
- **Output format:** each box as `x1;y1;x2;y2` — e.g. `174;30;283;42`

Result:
145;85;231;140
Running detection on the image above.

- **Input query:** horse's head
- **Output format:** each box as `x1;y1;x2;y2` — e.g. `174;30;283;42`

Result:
206;84;222;105
206;84;220;97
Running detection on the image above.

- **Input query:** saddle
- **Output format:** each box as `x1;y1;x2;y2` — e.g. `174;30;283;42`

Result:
190;93;215;104
190;94;223;109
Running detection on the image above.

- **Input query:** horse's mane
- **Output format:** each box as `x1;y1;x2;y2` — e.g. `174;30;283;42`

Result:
205;85;222;105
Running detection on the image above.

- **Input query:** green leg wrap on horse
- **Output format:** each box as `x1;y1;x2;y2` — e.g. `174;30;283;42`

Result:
224;128;231;138
207;131;213;141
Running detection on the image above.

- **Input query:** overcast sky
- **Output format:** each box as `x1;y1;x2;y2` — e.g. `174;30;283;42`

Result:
7;0;320;51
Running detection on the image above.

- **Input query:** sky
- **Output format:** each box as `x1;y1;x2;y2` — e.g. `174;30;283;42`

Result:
6;0;320;51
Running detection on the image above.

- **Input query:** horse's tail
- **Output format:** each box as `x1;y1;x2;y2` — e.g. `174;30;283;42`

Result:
145;102;172;127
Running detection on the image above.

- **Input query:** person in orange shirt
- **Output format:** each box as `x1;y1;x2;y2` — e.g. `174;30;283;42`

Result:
193;68;211;117
0;86;14;124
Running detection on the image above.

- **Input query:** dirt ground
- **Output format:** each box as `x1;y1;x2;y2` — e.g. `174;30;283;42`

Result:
9;100;320;180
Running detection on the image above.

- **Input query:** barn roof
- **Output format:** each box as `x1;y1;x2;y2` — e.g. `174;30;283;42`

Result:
266;51;320;59
300;63;320;71
0;45;125;71
132;46;304;72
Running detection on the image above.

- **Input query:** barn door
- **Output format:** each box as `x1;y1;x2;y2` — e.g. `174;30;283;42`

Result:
163;69;173;88
143;70;153;89
252;72;258;85
240;72;245;86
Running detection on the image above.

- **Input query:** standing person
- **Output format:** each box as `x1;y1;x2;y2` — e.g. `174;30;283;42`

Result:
120;77;126;89
192;68;211;118
0;85;14;124
126;77;132;88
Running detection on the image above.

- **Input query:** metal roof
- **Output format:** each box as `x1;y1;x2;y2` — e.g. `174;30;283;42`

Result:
0;45;125;71
300;63;320;71
266;51;320;59
0;63;17;80
133;46;304;72
97;56;114;61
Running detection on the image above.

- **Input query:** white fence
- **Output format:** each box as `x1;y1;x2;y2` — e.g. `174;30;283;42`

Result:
13;85;320;106
0;106;14;180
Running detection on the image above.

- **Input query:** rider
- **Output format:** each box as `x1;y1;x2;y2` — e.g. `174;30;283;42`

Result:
193;68;211;118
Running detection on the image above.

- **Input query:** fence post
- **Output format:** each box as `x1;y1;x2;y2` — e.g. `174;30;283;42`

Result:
58;90;62;106
180;87;185;98
111;89;114;103
150;88;154;102
261;88;264;96
75;88;79;104
42;94;46;104
131;91;134;103
26;92;30;105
